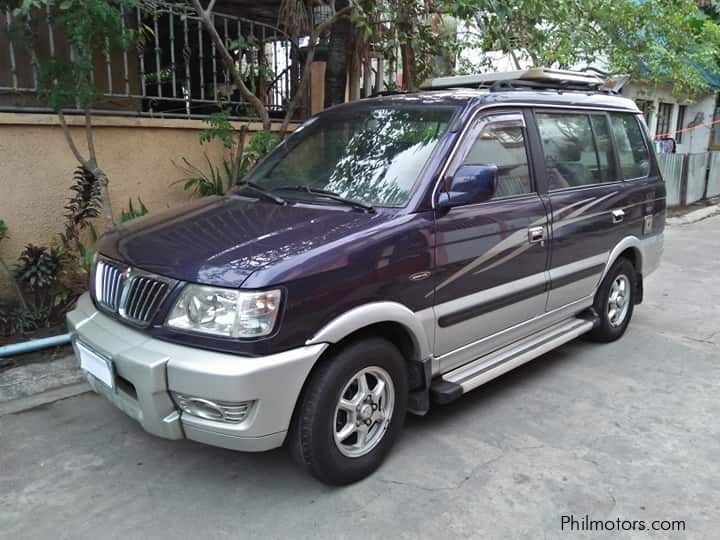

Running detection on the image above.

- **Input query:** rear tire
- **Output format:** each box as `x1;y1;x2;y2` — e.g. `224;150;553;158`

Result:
288;336;408;485
587;257;637;342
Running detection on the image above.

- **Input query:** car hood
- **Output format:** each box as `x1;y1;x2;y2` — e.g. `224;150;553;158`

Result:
97;195;396;288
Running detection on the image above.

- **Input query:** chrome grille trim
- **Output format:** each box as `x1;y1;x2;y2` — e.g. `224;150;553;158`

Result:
93;258;175;326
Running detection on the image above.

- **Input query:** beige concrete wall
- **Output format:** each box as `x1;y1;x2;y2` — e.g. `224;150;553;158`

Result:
0;113;294;263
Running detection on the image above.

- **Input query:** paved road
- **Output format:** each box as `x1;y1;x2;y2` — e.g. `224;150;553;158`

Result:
2;216;719;540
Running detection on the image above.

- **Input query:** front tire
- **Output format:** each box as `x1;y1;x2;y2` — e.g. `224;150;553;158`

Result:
288;337;408;485
587;257;637;342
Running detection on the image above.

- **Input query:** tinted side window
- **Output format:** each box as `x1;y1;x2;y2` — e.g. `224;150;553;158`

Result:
590;115;619;182
536;113;601;190
461;114;532;198
610;113;650;179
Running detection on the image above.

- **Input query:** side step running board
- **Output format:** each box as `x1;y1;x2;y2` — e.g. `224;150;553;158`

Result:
431;317;596;404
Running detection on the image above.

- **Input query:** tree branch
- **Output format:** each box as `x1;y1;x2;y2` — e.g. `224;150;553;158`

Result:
84;109;97;165
57;110;90;167
279;6;352;137
315;6;352;37
190;0;271;131
232;124;248;184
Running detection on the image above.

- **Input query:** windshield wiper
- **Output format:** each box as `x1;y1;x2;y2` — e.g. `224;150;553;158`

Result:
235;181;286;205
273;185;375;213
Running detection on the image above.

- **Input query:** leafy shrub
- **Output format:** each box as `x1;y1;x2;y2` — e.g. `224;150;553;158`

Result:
16;244;62;292
0;219;7;243
120;198;149;222
0;304;49;336
65;166;102;230
176;109;279;198
238;130;279;179
9;244;69;333
176;155;234;197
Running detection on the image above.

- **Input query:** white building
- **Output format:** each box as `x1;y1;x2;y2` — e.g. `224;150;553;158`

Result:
454;22;720;155
612;78;718;155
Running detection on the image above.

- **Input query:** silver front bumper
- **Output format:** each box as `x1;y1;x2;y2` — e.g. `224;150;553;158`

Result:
67;293;327;452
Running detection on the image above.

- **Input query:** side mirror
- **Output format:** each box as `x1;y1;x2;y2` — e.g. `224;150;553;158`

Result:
437;164;498;209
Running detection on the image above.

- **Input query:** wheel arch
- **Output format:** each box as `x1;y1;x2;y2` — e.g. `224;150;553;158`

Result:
597;236;644;305
600;236;643;282
306;302;432;363
304;303;433;414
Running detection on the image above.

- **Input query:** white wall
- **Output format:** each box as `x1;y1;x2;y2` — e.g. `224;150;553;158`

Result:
620;83;716;154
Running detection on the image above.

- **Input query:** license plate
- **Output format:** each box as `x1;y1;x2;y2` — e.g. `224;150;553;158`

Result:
77;342;115;390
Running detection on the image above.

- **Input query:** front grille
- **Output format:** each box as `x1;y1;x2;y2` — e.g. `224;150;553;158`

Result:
93;258;174;326
96;260;123;311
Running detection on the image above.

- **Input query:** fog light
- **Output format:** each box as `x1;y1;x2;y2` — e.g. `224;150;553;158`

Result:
172;393;254;424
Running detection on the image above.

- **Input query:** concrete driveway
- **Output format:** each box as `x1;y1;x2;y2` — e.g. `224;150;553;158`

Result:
1;215;719;540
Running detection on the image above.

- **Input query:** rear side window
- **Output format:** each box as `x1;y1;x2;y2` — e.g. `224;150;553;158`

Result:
610;113;651;179
536;112;611;190
461;113;532;198
590;115;619;183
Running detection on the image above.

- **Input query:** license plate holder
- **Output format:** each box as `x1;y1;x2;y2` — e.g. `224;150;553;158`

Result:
77;342;115;390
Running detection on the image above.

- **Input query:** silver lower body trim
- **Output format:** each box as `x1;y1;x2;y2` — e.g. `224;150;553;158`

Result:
442;317;594;393
436;294;594;374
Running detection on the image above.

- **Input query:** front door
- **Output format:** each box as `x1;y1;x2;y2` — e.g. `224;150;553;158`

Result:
433;109;550;373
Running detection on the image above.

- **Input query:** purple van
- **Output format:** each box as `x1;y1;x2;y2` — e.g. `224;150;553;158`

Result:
67;75;665;484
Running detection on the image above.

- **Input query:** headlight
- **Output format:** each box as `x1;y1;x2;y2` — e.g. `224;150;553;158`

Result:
166;285;281;338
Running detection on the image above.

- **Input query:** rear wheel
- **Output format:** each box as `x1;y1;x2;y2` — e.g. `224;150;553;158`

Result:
289;337;408;485
587;257;637;342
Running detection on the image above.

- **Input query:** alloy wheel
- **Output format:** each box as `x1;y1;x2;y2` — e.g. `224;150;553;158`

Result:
333;366;395;458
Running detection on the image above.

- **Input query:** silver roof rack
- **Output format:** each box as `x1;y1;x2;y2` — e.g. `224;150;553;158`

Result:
420;68;608;93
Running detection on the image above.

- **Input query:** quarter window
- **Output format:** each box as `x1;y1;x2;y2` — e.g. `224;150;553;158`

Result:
536;112;609;190
461;113;532;197
590;115;619;183
610;113;651;179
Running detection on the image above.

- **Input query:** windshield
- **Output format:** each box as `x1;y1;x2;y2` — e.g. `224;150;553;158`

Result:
245;105;456;206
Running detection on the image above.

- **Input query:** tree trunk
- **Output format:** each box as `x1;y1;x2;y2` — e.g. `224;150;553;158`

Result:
397;0;418;91
348;28;362;101
190;0;271;131
84;110;115;230
324;0;351;107
93;169;114;230
400;42;416;91
280;7;352;137
231;125;248;183
56;110;116;230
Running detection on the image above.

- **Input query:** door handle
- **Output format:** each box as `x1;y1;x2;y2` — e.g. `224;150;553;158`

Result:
528;226;545;246
612;209;625;224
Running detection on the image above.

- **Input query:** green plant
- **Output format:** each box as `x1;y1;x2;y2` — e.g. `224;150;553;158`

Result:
65;166;102;229
14;244;65;326
0;220;29;313
176;155;235;197
176;108;279;198
239;130;279;178
199;109;235;149
16;244;62;293
0;304;49;336
120;198;149;223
